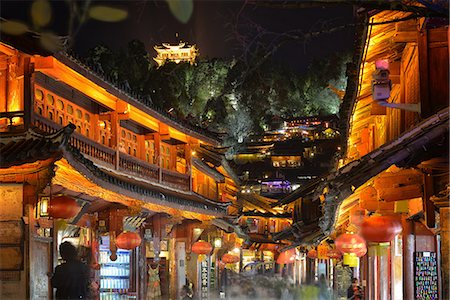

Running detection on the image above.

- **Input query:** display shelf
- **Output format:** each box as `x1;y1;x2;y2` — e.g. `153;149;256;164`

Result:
100;275;129;278
100;262;130;266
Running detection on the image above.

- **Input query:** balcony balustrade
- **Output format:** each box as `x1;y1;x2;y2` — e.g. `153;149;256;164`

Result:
32;113;190;191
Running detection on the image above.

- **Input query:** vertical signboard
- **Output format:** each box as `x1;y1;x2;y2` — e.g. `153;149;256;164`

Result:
199;256;210;300
414;252;438;299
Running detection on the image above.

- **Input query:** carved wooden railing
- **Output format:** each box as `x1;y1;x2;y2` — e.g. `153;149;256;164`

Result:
119;152;159;181
162;168;190;191
32;114;116;166
31;113;190;191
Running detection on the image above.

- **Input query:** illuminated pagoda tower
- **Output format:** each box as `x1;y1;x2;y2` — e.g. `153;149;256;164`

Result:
153;41;199;67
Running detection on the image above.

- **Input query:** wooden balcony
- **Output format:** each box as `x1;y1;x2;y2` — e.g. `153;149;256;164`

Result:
32;113;190;191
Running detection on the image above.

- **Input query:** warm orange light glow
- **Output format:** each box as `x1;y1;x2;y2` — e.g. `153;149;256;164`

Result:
53;159;217;220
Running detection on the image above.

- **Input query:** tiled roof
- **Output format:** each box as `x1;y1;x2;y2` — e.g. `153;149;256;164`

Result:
0;124;74;168
0;125;228;216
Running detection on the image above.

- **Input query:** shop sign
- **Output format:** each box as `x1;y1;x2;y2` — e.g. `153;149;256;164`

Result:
414;252;438;299
200;259;209;300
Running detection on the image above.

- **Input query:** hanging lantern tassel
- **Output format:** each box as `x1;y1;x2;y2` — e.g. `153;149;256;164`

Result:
343;253;359;267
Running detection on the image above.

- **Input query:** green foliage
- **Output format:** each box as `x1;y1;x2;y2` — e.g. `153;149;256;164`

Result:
85;41;350;148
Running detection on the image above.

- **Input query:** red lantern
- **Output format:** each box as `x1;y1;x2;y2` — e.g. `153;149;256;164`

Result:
335;233;366;257
276;248;296;264
191;241;213;255
361;215;402;243
222;253;239;264
48;195;80;219
327;249;342;259
307;249;318;259
115;231;142;250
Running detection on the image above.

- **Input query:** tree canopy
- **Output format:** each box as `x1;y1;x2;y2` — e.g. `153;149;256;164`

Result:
85;39;349;150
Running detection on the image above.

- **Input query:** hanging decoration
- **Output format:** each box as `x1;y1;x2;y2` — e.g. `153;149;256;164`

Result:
360;215;402;243
115;231;142;250
335;233;367;257
317;243;330;259
343;253;359;267
221;254;239;264
191;240;213;255
48;195;80;219
276;248;296;264
327;248;342;259
307;249;318;259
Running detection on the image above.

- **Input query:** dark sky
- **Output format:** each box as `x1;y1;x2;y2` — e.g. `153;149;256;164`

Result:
1;0;355;73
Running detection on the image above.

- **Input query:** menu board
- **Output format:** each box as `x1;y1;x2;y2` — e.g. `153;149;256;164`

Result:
414;252;438;299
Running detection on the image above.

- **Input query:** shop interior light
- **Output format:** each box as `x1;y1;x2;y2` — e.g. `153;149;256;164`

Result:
37;196;49;217
232;247;240;254
214;237;222;248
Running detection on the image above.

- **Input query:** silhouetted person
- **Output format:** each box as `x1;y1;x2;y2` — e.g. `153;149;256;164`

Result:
51;241;89;299
347;278;363;300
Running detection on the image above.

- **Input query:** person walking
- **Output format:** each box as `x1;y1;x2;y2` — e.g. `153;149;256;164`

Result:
347;278;363;300
51;241;89;299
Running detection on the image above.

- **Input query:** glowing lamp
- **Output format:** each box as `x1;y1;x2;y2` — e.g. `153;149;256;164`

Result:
343;253;359;267
115;231;142;250
48;195;80;219
307;249;318;259
327;249;342;259
361;215;402;243
191;240;212;255
222;254;239;264
335;233;366;257
276;248;296;264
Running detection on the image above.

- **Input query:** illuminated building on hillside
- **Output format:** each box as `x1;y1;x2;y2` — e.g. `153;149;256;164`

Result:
153;42;199;67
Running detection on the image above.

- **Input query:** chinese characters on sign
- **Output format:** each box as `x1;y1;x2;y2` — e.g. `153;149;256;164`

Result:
200;258;209;300
414;252;438;299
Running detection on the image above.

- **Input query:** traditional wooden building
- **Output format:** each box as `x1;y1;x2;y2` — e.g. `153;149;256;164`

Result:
0;39;237;299
274;8;448;300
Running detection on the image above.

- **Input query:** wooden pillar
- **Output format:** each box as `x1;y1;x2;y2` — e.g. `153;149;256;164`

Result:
110;111;119;170
378;244;390;300
423;173;436;228
154;134;161;182
367;245;377;300
440;207;450;298
169;236;177;300
402;217;415;300
418;29;430;118
23;57;32;129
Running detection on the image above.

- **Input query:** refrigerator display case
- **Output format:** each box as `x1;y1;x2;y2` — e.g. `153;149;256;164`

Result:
99;237;131;300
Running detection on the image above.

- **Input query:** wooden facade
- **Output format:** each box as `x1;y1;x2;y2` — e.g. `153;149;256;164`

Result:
0;40;238;299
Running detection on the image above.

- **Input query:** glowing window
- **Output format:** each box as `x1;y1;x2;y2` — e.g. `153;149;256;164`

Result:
145;141;149;148
35;89;43;101
132;135;137;142
86;129;89;137
84;113;90;122
67;105;73;115
48;111;53;120
47;94;55;105
76;109;82;119
121;130;125;138
126;132;131;140
37;106;43;115
56;99;64;110
58;116;63;125
166;147;170;154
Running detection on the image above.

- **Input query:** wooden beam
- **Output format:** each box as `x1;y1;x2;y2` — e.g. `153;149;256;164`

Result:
374;169;423;188
423;173;436;228
393;31;417;43
378;184;423;202
418;29;431;118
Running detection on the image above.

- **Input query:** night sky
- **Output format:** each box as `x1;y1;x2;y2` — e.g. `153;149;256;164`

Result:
1;0;355;73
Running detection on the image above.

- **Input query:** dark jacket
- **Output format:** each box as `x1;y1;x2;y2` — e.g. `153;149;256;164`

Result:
51;260;89;299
